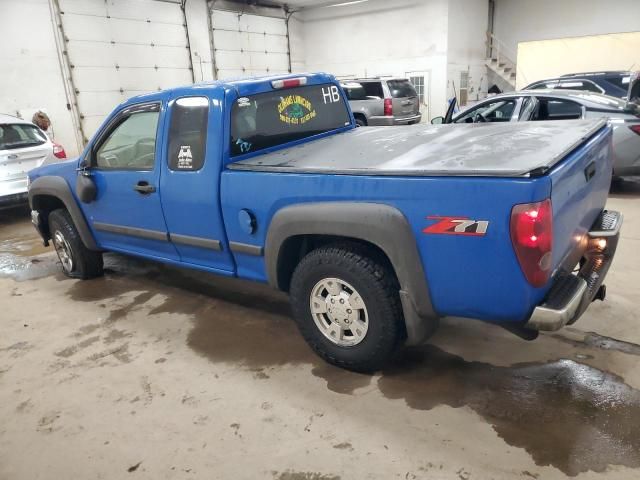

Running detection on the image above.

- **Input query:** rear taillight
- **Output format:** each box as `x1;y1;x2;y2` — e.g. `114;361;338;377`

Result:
52;142;66;159
510;199;553;288
383;98;393;116
630;124;640;136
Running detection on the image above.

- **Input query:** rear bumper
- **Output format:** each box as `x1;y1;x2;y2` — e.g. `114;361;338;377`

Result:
525;210;623;331
0;191;28;209
0;177;28;203
368;113;422;126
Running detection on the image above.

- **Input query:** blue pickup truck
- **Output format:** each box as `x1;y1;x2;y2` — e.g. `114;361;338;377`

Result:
27;73;622;372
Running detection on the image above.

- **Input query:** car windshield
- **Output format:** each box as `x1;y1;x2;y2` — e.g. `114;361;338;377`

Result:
230;83;351;157
387;80;417;98
0;123;47;150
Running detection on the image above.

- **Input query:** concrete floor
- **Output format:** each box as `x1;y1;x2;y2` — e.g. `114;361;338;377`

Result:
1;180;639;480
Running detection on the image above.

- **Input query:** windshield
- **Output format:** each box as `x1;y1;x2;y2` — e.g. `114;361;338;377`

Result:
230;83;351;157
0;123;47;150
387;80;417;98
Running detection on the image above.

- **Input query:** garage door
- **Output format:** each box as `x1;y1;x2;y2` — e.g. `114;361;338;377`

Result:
210;9;290;79
55;0;194;141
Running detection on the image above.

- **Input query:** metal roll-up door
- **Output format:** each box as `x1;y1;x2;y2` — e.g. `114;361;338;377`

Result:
210;8;290;79
54;0;194;141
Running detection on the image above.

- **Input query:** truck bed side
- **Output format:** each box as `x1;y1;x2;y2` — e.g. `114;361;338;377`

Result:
220;124;613;325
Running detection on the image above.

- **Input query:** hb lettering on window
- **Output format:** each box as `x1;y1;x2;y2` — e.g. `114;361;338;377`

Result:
322;86;340;104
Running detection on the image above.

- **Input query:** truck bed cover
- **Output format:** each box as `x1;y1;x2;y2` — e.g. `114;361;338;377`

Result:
228;119;607;177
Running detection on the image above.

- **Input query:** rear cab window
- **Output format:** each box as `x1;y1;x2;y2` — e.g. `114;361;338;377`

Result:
0;123;47;150
230;83;351;157
168;97;209;171
387;80;417;98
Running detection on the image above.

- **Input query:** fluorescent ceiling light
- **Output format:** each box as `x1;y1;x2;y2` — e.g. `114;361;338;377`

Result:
325;0;369;7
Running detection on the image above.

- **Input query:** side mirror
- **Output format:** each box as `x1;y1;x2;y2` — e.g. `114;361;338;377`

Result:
76;158;97;203
431;116;444;125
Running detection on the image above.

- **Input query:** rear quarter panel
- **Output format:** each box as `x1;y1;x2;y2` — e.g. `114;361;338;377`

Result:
221;171;552;323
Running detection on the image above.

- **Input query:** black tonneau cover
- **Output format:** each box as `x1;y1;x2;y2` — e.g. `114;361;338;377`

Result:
229;119;607;177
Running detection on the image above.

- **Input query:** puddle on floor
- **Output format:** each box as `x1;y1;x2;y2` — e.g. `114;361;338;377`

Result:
0;252;60;281
0;209;57;280
378;347;640;476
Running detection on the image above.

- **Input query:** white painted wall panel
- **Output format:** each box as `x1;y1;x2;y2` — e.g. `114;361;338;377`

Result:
0;0;79;155
494;0;640;59
292;0;450;119
516;32;640;89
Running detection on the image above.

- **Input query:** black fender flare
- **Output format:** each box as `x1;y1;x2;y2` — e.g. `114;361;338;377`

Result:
264;202;439;345
28;175;100;251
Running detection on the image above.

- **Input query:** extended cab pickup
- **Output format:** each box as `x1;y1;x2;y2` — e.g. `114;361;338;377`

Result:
28;73;622;372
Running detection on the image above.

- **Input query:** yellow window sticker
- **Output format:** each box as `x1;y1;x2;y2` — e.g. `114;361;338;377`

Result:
277;95;317;125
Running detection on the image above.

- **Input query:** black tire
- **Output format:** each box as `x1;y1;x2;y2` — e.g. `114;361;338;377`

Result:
354;117;366;127
289;243;405;372
48;209;104;279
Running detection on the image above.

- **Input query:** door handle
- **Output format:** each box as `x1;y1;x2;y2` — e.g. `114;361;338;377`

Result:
584;161;596;182
133;181;156;194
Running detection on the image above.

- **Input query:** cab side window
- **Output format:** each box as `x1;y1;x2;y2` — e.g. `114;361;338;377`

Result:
532;98;583;121
168;97;209;171
455;98;517;123
95;110;159;170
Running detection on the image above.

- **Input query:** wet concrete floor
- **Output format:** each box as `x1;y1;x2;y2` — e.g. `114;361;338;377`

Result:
1;179;640;479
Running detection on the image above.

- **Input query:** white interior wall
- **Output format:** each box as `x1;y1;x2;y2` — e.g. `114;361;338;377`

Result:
0;0;79;156
493;0;640;60
291;0;451;119
447;0;489;105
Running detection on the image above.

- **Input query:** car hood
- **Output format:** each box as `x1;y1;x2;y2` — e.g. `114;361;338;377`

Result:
229;119;607;177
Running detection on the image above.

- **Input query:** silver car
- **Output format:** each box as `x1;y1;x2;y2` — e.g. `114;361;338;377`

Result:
341;78;421;126
1;114;65;208
433;89;640;177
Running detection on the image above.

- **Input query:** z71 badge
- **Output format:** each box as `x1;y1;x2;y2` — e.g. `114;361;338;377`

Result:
423;216;489;236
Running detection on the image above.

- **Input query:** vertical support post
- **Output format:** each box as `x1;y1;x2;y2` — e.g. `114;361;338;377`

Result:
181;0;196;84
207;0;218;80
48;0;86;149
285;8;293;73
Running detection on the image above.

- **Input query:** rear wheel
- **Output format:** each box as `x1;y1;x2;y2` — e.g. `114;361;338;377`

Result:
48;209;103;279
354;117;366;127
289;243;405;372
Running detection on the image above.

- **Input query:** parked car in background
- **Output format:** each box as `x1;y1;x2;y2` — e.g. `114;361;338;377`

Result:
341;78;421;126
523;71;632;99
1;113;66;208
432;89;640;178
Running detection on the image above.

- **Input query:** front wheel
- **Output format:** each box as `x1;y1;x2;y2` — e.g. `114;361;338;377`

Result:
48;209;104;279
289;244;405;372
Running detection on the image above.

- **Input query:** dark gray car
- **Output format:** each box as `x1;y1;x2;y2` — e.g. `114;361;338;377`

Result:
341;78;421;126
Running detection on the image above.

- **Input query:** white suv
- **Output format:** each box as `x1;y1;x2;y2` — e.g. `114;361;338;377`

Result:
0;114;66;208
